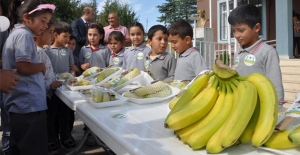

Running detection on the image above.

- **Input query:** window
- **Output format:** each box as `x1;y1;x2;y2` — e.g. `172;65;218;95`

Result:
218;0;263;42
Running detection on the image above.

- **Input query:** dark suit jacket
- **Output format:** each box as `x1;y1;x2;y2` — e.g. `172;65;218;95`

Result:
71;18;87;57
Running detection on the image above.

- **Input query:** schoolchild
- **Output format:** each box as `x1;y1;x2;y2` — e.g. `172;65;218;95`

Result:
108;31;126;67
66;35;82;76
35;20;62;99
229;4;284;101
46;21;77;153
145;25;176;81
79;23;110;70
2;0;55;154
123;22;151;71
168;20;207;81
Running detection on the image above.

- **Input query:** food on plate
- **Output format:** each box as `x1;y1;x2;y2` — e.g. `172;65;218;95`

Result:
56;72;73;81
123;81;171;98
81;67;102;78
103;68;140;88
92;89;115;103
95;68;120;83
67;77;91;86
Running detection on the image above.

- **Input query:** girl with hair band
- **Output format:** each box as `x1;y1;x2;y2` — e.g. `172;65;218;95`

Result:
2;0;55;154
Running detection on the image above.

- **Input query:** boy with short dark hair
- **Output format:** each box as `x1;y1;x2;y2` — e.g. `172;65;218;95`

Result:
46;21;77;152
145;25;176;81
66;35;81;76
229;4;284;102
168;20;207;81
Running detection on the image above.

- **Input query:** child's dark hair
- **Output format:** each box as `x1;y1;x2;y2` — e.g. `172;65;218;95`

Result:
54;21;72;34
228;4;261;29
0;0;8;16
129;22;145;33
70;35;76;41
86;23;105;45
108;31;125;44
148;25;168;40
8;0;54;30
168;20;193;40
47;20;54;29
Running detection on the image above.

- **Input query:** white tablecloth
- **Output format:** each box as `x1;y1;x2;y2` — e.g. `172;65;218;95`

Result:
56;86;300;155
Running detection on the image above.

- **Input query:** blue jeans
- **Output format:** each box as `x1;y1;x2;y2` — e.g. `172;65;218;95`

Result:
0;94;10;152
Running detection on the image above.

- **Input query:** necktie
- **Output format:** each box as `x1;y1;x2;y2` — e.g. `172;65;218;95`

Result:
85;22;89;27
112;53;117;59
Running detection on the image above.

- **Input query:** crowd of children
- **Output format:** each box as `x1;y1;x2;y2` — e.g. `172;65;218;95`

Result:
0;0;285;154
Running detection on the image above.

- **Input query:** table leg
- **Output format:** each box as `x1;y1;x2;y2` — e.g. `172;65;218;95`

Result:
65;129;90;155
90;131;115;155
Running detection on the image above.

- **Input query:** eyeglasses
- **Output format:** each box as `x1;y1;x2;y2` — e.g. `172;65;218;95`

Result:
28;4;56;15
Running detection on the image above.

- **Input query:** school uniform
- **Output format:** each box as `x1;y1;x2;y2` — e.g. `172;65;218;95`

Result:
123;43;151;71
46;46;75;74
174;47;207;81
86;44;111;68
37;46;56;99
45;45;75;145
234;38;284;101
109;48;125;67
144;51;176;80
2;23;48;154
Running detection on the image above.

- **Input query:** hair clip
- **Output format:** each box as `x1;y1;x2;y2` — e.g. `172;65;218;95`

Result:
28;4;56;14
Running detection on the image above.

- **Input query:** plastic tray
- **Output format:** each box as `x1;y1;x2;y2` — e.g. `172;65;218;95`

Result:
109;71;144;91
80;88;128;108
92;67;123;86
123;85;180;105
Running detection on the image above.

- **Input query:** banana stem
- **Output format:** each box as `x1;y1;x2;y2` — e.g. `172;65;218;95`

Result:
236;75;247;81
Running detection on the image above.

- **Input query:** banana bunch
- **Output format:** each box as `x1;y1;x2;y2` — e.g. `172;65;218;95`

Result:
81;67;102;78
103;68;140;88
68;77;91;86
123;81;171;98
92;89;115;103
95;68;120;83
164;59;281;153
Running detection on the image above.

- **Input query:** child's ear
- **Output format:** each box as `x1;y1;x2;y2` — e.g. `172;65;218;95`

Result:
254;23;261;33
147;39;152;46
53;32;58;38
184;36;192;45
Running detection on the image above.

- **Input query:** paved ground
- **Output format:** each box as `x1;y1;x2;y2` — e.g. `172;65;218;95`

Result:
0;116;112;155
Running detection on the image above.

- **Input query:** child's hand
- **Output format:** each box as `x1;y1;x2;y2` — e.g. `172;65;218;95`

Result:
41;63;46;75
81;63;90;70
0;69;19;93
50;81;63;91
70;64;80;72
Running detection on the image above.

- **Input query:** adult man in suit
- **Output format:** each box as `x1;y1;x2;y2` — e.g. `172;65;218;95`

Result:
71;6;95;57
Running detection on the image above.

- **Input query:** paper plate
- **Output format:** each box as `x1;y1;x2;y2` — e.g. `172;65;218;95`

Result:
92;67;123;86
123;85;180;105
0;16;10;32
80;88;128;108
65;83;94;91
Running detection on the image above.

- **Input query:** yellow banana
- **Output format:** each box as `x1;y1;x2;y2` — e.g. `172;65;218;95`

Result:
188;81;233;149
164;77;218;130
115;68;140;86
92;90;103;103
101;92;111;102
288;125;300;144
212;59;237;79
263;127;300;149
168;93;182;110
132;81;166;96
96;68;120;83
176;80;225;143
220;81;257;148
206;79;239;154
82;67;101;77
237;73;278;147
165;71;214;121
238;99;260;143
